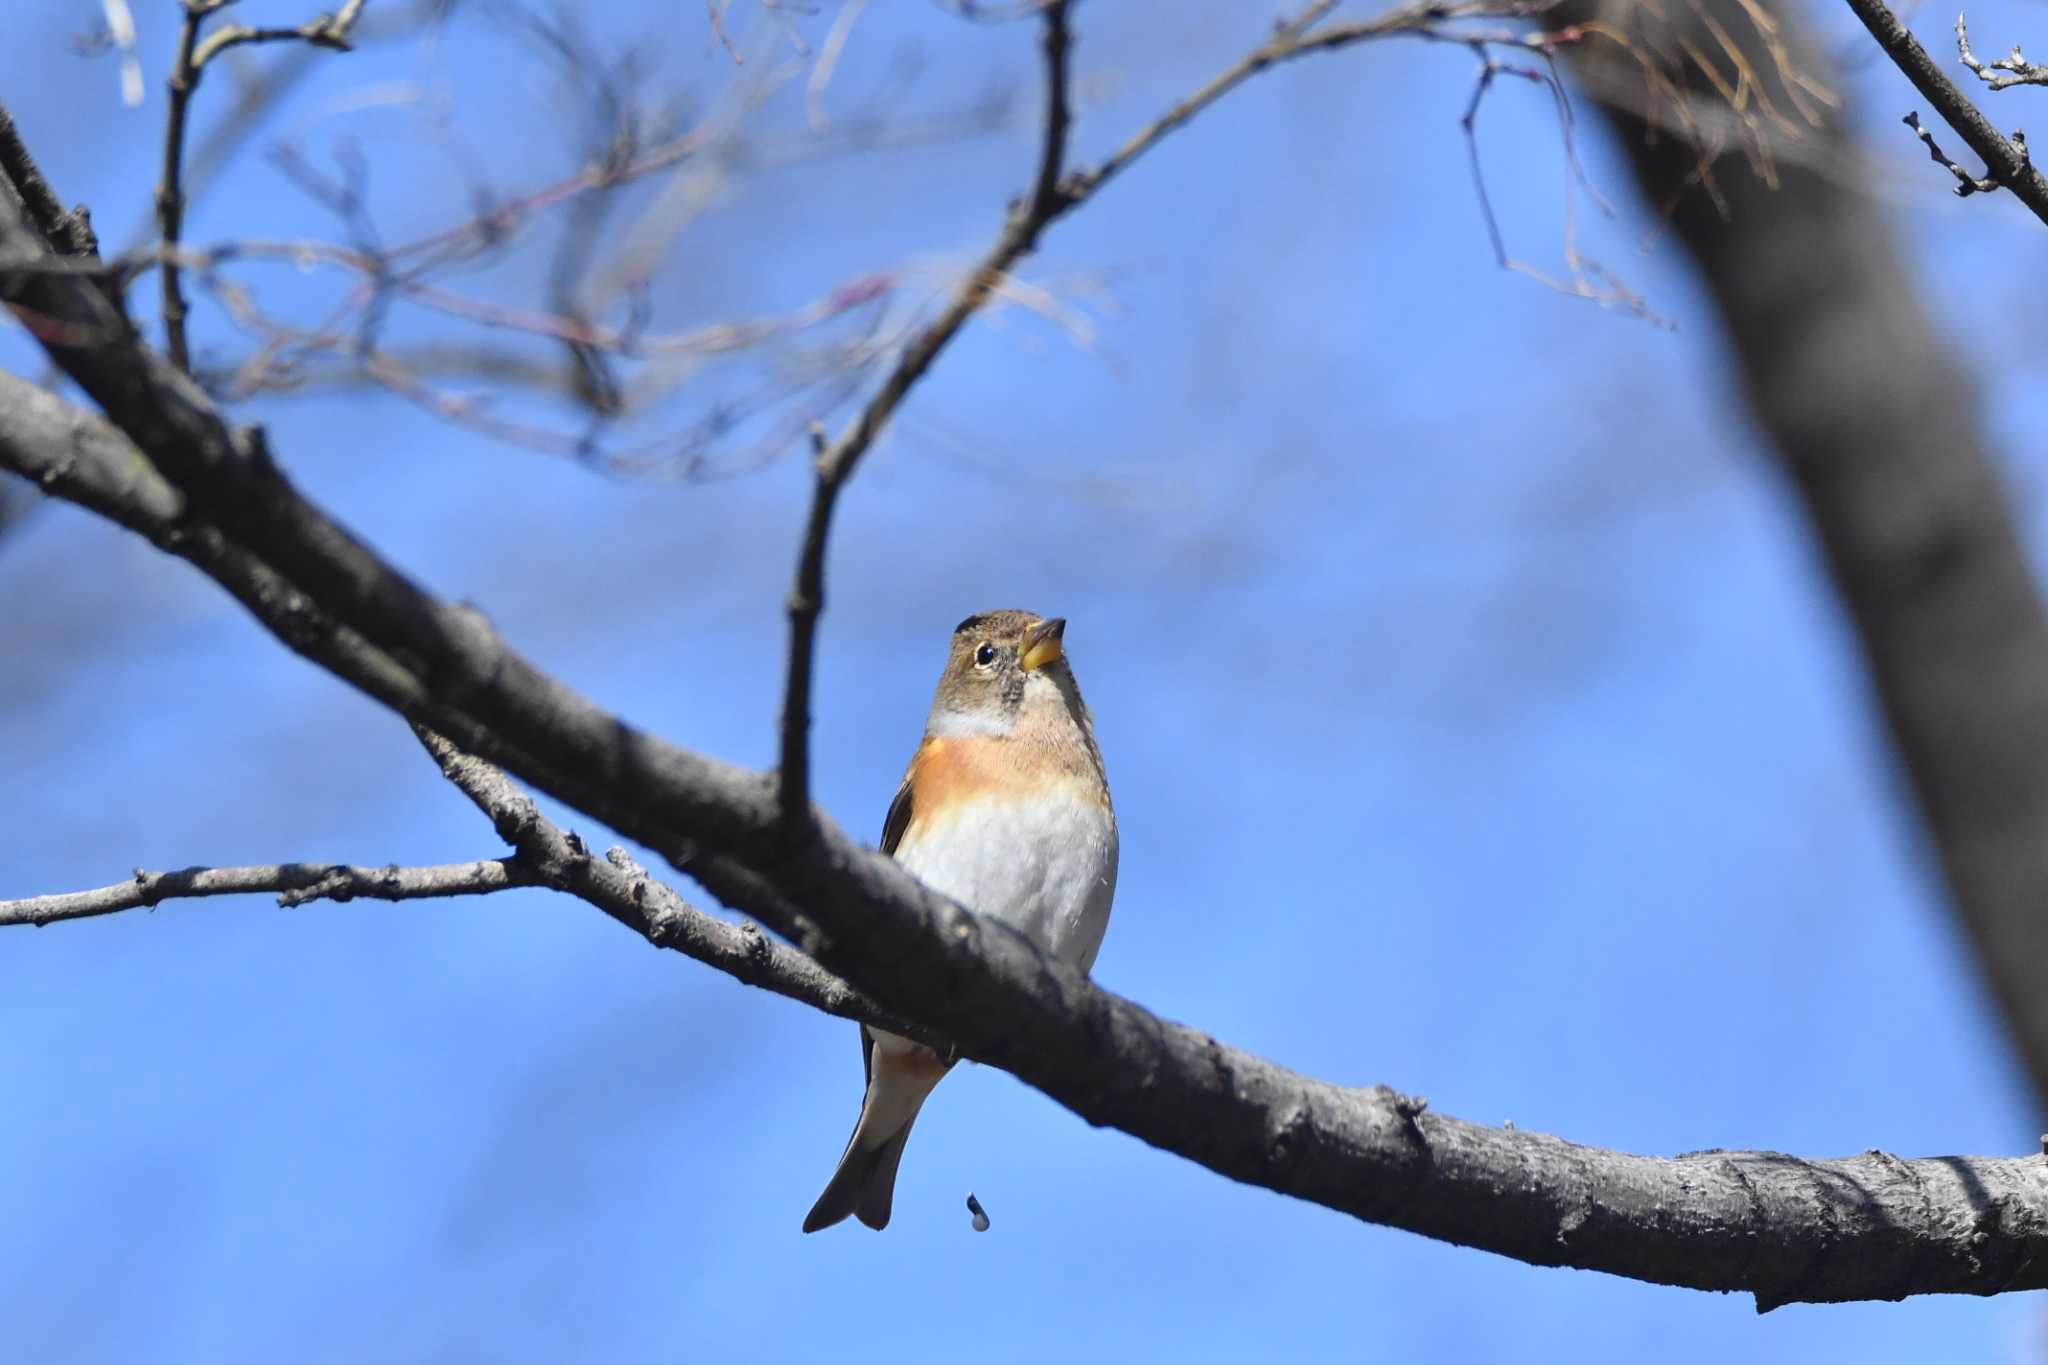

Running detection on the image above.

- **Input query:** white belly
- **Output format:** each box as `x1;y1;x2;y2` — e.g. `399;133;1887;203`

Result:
896;786;1118;972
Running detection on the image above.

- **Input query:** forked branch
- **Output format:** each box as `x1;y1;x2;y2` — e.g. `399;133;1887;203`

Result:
1957;13;2048;92
158;0;367;372
773;0;1517;825
1843;0;2048;221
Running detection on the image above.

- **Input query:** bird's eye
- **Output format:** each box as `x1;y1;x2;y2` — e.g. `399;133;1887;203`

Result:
974;643;997;668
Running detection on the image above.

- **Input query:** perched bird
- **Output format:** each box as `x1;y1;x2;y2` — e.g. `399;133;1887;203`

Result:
802;610;1118;1233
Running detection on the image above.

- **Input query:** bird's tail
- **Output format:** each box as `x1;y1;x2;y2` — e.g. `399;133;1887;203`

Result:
803;1037;949;1233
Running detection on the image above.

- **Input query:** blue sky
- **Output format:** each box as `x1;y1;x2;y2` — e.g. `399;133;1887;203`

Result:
5;0;2048;1360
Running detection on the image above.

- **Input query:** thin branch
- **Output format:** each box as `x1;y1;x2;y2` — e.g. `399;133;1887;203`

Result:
707;0;743;64
774;0;1531;823
1057;0;1479;207
158;0;366;373
408;725;931;1040
776;0;1073;830
0;859;533;927
5;732;912;1046
171;0;447;250
1957;12;2048;92
158;5;213;373
806;0;871;134
190;0;365;70
1842;0;2048;222
141;78;1009;462
1905;108;2010;193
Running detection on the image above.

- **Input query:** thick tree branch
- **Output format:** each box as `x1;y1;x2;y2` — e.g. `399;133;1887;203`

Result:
0;367;908;1040
1842;0;2048;222
5;10;2047;1309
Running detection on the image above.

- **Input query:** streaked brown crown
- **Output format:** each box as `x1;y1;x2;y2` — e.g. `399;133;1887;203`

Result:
934;610;1061;715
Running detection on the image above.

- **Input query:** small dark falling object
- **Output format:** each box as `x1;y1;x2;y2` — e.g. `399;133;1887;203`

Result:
966;1192;990;1233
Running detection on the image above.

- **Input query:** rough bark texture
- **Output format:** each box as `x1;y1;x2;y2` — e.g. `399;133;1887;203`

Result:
1555;0;2048;1113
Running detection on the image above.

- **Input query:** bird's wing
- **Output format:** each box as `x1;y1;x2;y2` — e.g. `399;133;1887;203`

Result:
864;767;914;1090
880;769;915;858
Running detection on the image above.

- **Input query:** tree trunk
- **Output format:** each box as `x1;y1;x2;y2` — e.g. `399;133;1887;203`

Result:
1558;0;2048;1110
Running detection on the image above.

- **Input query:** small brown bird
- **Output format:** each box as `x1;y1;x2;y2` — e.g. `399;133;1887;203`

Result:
802;611;1118;1233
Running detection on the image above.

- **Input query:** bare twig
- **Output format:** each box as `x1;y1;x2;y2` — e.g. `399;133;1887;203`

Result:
152;81;1008;462
1455;42;1657;320
776;0;1074;829
158;0;367;372
408;724;929;1039
171;0;447;244
1957;13;2048;92
1057;0;1482;207
707;0;744;64
774;0;1550;824
1905;108;2011;193
4;734;913;1043
0;858;533;926
195;0;366;68
1842;0;2048;222
158;5;219;374
806;0;871;134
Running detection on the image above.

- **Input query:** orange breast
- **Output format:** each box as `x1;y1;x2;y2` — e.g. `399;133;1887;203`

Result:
901;734;1108;846
907;736;1020;804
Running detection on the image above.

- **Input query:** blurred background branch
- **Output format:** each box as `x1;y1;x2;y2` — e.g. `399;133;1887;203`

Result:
1551;0;2048;1113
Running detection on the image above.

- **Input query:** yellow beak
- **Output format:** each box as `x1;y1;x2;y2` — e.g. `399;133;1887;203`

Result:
1019;617;1066;672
